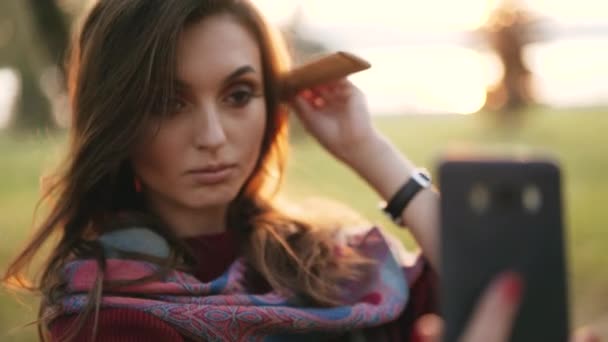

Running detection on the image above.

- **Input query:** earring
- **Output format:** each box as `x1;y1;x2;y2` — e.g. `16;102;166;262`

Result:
134;177;142;193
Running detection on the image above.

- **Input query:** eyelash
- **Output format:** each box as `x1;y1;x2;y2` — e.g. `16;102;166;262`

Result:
225;83;262;107
168;98;188;114
167;82;261;115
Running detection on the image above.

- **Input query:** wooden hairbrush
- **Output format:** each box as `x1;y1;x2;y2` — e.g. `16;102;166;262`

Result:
279;51;371;100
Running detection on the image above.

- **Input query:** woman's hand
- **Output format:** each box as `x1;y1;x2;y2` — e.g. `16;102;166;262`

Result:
289;78;380;164
413;272;600;342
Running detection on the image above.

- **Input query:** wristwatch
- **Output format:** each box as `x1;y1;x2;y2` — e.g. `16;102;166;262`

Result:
381;168;432;226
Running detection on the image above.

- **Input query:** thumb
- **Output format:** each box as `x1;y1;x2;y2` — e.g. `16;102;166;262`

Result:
460;272;524;342
412;314;443;342
571;327;601;342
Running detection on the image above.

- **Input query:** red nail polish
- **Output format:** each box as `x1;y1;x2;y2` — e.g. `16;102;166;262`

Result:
412;314;442;342
314;97;325;108
301;89;313;99
501;273;523;303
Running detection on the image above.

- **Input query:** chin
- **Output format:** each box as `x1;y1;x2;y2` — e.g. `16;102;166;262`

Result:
183;185;239;208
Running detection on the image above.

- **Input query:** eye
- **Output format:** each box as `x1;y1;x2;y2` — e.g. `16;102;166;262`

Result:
226;89;252;106
168;97;188;115
224;83;261;107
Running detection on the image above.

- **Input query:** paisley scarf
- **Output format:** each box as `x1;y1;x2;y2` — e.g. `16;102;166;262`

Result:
48;226;426;341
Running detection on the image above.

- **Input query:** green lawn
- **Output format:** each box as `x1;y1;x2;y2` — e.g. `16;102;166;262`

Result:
1;108;606;340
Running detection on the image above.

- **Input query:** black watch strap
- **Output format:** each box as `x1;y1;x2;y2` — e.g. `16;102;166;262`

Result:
382;171;431;226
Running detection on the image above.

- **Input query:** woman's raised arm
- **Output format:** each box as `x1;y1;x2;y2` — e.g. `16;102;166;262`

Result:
290;78;440;269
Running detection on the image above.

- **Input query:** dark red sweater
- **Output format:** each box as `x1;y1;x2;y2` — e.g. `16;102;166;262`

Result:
49;231;437;341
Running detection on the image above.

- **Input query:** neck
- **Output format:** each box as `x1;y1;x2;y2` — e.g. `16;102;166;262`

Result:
145;196;228;238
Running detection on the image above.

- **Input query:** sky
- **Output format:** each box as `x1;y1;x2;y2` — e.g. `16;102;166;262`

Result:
252;0;608;29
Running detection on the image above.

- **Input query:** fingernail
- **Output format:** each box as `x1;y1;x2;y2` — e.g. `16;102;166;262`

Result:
412;314;442;342
500;272;524;303
313;97;325;107
299;89;313;99
577;327;600;342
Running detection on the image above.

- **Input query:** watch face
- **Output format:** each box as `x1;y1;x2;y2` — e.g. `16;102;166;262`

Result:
414;170;432;187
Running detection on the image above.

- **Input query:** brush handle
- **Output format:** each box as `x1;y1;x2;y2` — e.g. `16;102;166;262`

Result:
280;51;371;100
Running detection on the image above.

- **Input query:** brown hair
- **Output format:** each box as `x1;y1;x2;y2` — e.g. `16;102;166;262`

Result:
2;1;375;340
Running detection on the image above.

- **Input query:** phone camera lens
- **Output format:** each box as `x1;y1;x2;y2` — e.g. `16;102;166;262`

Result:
522;184;542;213
470;183;490;214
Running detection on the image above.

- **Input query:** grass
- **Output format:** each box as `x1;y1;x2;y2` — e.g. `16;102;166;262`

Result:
1;107;606;340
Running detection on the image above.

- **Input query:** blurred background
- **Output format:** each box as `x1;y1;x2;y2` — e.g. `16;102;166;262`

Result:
0;0;606;340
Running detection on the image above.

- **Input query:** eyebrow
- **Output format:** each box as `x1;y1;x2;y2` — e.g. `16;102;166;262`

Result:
174;65;257;91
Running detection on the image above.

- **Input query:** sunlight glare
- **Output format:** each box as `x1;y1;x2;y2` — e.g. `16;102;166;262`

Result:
350;46;488;115
251;0;300;24
304;0;500;31
525;38;608;106
525;0;608;23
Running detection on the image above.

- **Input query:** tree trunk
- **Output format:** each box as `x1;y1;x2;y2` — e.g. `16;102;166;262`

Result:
26;0;69;77
1;0;68;131
11;59;55;130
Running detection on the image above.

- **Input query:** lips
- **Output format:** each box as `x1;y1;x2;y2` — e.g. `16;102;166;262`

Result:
188;163;236;173
186;164;236;185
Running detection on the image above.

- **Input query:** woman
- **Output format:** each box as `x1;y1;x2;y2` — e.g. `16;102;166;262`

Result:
4;1;439;340
2;1;596;341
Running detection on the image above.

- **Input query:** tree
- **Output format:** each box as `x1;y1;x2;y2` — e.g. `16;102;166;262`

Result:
0;0;69;131
482;0;538;113
26;0;70;78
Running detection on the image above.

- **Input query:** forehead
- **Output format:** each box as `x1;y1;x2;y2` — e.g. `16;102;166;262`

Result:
176;14;262;86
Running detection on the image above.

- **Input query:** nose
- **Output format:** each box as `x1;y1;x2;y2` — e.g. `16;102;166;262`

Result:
193;106;227;150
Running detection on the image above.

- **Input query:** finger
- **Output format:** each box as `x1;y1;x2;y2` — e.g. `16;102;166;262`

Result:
312;96;326;109
461;272;524;342
332;81;354;102
412;314;443;342
296;88;326;109
571;327;601;342
321;85;347;103
291;91;326;129
300;89;315;101
290;92;317;128
316;79;351;101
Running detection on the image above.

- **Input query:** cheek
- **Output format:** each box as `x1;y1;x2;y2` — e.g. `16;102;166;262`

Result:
242;103;267;162
131;125;184;184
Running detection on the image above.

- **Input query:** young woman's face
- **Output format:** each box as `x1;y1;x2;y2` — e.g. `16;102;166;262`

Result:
131;14;267;212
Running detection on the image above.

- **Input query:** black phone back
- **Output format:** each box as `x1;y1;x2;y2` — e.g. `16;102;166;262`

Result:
439;158;569;342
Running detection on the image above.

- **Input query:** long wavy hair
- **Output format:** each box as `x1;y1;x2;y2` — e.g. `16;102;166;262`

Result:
2;0;375;340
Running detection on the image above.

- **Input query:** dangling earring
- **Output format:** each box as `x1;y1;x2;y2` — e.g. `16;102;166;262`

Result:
134;176;142;193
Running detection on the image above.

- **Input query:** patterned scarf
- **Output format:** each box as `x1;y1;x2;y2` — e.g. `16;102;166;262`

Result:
48;226;425;341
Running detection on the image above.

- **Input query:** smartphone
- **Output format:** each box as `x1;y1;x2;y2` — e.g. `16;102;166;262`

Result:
279;51;371;100
438;156;570;342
